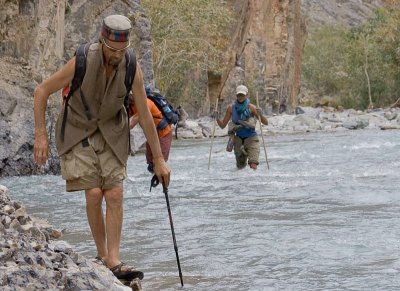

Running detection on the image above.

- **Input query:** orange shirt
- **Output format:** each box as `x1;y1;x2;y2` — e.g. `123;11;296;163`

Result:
131;99;172;138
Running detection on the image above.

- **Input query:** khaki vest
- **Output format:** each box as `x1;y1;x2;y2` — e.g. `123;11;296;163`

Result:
55;43;130;165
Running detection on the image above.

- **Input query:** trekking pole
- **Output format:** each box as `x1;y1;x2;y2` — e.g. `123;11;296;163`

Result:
208;98;219;170
150;176;184;287
256;92;270;169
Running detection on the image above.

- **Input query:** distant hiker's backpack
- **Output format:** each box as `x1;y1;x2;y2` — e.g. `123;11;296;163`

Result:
61;43;136;142
145;86;180;130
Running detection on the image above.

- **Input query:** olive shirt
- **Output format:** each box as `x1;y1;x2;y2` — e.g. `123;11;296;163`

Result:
55;43;130;165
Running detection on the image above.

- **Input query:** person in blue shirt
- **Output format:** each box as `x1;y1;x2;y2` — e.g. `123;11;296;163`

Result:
214;85;268;170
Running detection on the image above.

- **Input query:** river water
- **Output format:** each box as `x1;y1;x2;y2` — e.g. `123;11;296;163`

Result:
1;129;400;290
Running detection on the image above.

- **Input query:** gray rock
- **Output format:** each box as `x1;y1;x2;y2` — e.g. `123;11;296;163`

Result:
293;114;321;130
9;219;21;232
14;207;25;219
343;120;358;129
384;111;398;121
3;205;15;215
26;226;46;242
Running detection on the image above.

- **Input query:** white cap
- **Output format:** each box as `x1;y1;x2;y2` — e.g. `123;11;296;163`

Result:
236;85;248;95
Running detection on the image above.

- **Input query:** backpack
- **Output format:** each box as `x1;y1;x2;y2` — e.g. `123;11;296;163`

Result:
61;43;136;144
145;88;180;130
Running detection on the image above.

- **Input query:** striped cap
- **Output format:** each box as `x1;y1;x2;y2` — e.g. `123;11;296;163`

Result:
101;15;132;42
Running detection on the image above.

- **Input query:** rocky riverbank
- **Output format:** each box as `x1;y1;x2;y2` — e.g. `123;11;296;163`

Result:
0;185;141;291
172;106;400;140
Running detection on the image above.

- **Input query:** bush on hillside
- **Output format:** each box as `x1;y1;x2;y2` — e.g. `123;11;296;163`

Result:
141;0;232;106
302;6;400;109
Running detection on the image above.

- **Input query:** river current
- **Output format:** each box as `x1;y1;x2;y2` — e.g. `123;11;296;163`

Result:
1;129;400;290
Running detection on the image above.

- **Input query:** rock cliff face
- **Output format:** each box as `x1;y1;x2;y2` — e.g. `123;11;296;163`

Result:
210;0;306;115
302;0;382;27
0;0;152;177
212;0;381;114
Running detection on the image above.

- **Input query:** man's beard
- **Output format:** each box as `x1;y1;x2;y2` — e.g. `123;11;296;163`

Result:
108;56;122;66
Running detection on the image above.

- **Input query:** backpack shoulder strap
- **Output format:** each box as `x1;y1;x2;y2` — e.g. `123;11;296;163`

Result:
124;48;137;153
124;48;136;117
70;43;91;94
61;43;90;142
124;48;136;95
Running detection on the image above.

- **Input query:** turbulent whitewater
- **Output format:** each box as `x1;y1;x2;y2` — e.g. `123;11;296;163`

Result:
2;129;400;290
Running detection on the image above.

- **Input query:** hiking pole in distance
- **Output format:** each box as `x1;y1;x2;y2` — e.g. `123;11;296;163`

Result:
208;97;219;170
255;92;270;169
150;175;184;287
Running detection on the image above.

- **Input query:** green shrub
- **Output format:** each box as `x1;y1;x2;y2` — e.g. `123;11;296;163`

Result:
302;6;400;109
141;0;233;104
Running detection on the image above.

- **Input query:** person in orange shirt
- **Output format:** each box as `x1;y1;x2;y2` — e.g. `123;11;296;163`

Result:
130;89;173;173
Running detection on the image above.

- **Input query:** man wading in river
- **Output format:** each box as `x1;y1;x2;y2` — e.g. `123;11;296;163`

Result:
214;85;268;170
33;14;170;280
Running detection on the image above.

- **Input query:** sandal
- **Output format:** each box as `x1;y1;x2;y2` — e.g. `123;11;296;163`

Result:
93;256;106;266
109;262;144;280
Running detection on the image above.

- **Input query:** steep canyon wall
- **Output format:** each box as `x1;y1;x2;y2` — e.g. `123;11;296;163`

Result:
210;0;306;114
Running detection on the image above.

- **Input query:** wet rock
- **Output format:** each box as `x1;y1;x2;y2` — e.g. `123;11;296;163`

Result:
295;106;305;115
26;226;46;241
36;254;53;268
9;219;21;232
130;278;142;291
3;216;11;228
293;114;321;130
13;201;22;209
18;215;32;226
380;124;400;130
29;242;42;252
52;240;73;254
0;248;14;261
342;120;357;129
48;228;62;239
14;207;25;218
384;111;398;121
3;205;15;215
24;254;36;265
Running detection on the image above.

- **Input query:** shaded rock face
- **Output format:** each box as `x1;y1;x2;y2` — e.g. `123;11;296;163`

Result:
0;184;135;290
302;0;382;27
0;0;153;177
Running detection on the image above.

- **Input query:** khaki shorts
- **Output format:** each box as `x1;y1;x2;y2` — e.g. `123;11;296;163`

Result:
60;131;126;192
233;135;260;169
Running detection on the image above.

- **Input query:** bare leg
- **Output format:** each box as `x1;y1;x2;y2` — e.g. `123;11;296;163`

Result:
85;188;107;258
104;186;124;268
249;163;258;170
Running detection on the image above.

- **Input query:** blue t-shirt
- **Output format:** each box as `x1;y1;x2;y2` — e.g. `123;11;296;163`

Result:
231;99;257;138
